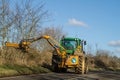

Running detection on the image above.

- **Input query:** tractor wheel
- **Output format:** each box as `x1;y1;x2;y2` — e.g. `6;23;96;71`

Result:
52;63;59;72
75;56;85;74
84;64;88;74
52;52;58;72
84;57;89;74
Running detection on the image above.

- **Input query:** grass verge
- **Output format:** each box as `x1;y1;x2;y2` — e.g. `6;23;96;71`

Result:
0;64;50;77
89;67;120;72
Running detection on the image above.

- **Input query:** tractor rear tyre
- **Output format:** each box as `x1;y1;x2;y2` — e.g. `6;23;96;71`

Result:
84;64;88;74
84;57;89;74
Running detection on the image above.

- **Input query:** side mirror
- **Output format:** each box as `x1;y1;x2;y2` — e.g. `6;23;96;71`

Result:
84;41;86;45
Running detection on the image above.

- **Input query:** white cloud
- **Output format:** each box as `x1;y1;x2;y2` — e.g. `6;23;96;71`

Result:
116;48;120;53
108;40;120;47
68;18;88;27
109;40;120;53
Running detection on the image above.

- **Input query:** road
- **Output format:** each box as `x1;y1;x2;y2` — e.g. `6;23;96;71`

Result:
0;71;120;80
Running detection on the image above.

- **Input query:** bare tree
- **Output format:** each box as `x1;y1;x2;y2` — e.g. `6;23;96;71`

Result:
12;0;48;42
0;0;15;46
0;0;48;45
32;26;66;52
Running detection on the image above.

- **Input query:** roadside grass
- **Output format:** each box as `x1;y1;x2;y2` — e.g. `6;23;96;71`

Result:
0;64;50;77
0;66;18;77
89;67;105;72
89;67;120;72
116;68;120;71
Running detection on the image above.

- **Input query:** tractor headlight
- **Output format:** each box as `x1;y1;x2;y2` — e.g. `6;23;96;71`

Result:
71;58;76;63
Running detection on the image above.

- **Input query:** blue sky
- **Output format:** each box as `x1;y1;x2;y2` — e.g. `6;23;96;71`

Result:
42;0;120;57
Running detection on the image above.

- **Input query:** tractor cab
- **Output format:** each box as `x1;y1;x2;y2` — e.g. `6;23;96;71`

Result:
60;37;84;55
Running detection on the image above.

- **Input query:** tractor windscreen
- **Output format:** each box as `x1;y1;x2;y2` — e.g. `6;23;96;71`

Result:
62;40;77;50
60;38;81;55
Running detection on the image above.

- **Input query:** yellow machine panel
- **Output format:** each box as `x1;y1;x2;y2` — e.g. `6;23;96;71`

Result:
65;55;79;67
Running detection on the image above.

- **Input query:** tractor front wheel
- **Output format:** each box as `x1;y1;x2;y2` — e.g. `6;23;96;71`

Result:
75;56;85;74
52;63;59;72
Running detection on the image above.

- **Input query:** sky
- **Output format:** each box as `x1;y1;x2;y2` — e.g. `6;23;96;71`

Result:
41;0;120;57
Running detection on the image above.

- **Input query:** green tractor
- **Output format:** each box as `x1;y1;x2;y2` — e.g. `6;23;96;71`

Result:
52;37;88;74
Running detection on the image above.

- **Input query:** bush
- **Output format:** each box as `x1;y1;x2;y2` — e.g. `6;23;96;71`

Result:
0;47;52;77
87;50;120;70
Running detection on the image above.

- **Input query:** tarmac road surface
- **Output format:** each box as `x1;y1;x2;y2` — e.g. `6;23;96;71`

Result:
0;71;120;80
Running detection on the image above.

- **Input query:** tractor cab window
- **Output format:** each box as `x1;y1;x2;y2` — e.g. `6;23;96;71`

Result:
62;40;77;50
